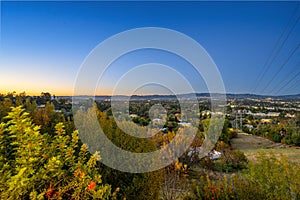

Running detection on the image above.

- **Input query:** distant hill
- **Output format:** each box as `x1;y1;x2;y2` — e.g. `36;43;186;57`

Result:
69;93;300;101
225;93;300;100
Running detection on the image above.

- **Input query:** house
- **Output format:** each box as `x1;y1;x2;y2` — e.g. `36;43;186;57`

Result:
129;114;138;118
178;122;192;127
187;148;221;161
244;124;254;131
261;119;272;123
285;113;295;118
152;118;164;125
209;150;222;160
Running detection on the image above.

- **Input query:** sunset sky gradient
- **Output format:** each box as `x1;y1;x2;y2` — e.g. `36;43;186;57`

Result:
1;1;299;96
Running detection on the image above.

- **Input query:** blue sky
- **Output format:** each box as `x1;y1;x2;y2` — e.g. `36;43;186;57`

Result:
1;1;299;95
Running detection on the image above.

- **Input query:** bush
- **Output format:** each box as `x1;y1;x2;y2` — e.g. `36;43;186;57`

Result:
74;106;163;199
186;151;300;200
0;106;112;199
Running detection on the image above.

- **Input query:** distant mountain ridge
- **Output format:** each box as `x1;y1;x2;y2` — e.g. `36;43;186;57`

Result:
68;93;300;100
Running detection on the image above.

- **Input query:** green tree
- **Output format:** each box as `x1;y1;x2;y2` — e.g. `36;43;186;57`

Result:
74;105;163;199
41;92;51;102
0;98;13;121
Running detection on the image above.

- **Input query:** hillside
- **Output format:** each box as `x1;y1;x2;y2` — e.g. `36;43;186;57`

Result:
231;132;300;165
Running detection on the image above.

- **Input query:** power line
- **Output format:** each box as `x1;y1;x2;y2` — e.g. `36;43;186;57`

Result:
274;68;300;95
284;78;300;94
260;44;300;94
251;4;300;94
269;61;300;94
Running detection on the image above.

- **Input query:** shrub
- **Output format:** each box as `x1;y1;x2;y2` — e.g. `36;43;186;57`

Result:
74;106;163;199
0;106;112;199
187;151;300;200
216;149;248;172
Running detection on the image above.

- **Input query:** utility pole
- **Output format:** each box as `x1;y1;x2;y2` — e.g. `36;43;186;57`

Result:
236;110;238;134
240;111;243;132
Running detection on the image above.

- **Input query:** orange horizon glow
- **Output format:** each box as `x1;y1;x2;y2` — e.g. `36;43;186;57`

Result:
0;88;115;97
0;88;177;97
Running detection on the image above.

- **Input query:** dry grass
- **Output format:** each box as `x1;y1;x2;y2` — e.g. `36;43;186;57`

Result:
231;132;300;165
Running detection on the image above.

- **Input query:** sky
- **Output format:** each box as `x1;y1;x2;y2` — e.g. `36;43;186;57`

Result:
1;1;300;96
